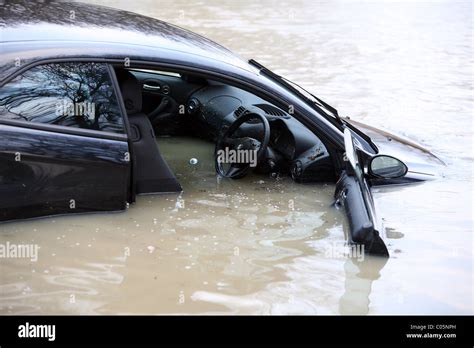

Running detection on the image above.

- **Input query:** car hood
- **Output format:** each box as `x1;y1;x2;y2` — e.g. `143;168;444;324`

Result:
346;118;445;182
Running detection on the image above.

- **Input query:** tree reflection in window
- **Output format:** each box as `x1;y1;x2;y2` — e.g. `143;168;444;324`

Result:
0;62;124;133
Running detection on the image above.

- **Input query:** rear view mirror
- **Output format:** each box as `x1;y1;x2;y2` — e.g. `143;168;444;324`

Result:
369;155;408;179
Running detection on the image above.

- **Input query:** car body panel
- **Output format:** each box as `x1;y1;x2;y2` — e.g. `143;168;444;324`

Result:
0;1;249;71
346;119;443;184
0;123;130;222
335;171;388;255
334;129;389;256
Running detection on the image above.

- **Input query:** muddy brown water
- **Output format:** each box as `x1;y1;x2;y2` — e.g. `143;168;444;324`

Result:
0;0;472;314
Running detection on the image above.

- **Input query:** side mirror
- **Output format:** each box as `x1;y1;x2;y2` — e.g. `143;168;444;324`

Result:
369;155;408;179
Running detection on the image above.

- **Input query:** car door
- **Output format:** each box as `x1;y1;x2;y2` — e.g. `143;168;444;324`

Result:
0;62;131;222
334;128;389;256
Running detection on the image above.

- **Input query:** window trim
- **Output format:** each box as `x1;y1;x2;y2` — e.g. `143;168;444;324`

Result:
0;118;127;142
107;63;136;201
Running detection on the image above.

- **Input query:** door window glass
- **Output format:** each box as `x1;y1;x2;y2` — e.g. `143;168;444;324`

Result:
0;62;124;133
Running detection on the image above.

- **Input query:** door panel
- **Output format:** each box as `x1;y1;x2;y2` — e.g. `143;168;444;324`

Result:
0;61;131;222
335;171;388;256
335;128;389;256
0;124;130;221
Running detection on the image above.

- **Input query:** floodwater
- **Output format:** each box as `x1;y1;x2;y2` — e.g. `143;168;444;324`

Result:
0;0;472;314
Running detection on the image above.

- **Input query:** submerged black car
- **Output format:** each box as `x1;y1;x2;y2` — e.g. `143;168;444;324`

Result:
0;1;443;256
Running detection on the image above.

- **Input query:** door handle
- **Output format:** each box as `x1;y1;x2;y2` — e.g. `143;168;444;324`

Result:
143;83;161;91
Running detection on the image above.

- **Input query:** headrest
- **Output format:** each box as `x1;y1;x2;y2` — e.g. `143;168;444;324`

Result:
117;70;142;115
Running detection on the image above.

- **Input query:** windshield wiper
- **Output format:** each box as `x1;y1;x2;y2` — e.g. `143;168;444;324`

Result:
248;59;345;127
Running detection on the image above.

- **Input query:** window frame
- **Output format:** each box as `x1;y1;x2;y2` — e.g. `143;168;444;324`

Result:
0;61;130;142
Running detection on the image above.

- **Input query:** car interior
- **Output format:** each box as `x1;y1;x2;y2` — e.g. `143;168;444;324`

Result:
113;67;336;195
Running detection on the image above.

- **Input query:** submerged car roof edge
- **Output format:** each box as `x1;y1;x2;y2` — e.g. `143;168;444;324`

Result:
0;41;257;82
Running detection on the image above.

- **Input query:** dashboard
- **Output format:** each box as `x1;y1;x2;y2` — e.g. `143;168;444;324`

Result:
128;69;335;183
186;84;336;182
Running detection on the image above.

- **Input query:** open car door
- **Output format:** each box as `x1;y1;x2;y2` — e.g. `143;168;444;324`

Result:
335;128;389;257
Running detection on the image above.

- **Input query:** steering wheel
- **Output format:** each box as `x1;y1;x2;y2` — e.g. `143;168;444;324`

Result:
215;108;270;179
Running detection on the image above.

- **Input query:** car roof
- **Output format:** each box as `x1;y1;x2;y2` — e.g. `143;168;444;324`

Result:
0;0;255;80
0;1;345;148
